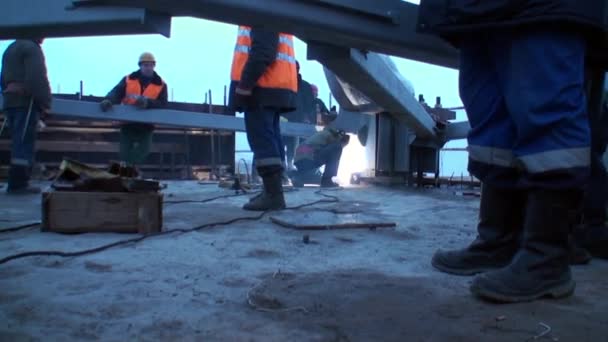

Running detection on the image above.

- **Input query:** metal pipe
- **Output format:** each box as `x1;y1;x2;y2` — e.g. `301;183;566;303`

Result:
21;97;34;142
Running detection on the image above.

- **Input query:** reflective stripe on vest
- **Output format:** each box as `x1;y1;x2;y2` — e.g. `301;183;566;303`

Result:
230;26;297;93
122;76;164;105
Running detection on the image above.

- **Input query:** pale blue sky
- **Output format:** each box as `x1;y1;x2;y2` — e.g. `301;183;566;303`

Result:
0;14;469;178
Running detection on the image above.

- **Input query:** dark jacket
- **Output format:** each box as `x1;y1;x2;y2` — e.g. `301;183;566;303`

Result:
104;70;168;109
294;127;344;163
282;74;315;123
1;40;51;110
417;0;608;57
229;27;297;113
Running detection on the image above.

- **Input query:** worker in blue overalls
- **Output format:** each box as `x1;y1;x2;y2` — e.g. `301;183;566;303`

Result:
418;0;608;303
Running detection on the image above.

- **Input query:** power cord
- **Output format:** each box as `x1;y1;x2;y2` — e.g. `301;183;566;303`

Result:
0;222;41;234
0;190;339;266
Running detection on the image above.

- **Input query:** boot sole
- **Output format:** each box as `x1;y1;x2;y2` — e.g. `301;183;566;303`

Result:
431;256;503;276
470;280;576;303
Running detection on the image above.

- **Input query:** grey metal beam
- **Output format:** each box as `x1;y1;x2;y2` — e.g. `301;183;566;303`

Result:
70;0;458;68
444;121;470;141
0;0;171;39
309;43;437;139
0;96;317;137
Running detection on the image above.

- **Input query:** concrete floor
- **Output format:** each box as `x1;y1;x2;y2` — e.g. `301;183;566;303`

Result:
0;181;607;342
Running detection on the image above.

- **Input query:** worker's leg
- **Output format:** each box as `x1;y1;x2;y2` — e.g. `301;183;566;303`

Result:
431;35;525;275
243;107;285;211
315;142;343;187
471;29;587;302
6;107;40;194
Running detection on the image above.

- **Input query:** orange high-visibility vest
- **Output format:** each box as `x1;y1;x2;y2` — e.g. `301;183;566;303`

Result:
230;26;297;92
122;76;164;105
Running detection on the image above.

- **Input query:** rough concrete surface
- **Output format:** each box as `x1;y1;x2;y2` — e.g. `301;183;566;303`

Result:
0;181;607;342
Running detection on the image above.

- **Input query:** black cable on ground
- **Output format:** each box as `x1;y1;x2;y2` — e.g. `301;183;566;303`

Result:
0;191;339;266
0;222;41;234
164;192;255;205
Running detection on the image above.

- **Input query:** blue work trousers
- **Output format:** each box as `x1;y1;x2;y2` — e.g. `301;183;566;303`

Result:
244;107;285;170
460;29;590;189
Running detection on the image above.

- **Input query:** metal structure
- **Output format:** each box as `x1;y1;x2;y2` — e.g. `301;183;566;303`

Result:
0;0;468;181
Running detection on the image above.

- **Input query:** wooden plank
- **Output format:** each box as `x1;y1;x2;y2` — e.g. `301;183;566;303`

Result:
42;191;163;234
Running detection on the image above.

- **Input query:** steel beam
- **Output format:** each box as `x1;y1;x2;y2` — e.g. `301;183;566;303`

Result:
444;121;470;141
0;0;171;39
69;0;458;68
0;96;317;137
309;43;437;139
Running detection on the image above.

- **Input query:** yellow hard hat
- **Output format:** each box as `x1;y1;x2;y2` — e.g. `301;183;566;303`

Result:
138;52;156;64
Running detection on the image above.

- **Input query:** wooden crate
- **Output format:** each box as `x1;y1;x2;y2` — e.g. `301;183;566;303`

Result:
42;191;163;234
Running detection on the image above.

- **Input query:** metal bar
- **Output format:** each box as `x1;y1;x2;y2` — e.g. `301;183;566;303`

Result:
444;121;470;141
0;95;318;137
21;98;34;142
69;0;459;68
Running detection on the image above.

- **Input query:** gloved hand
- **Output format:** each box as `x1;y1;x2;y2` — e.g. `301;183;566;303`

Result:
100;99;113;112
134;96;149;109
340;132;350;145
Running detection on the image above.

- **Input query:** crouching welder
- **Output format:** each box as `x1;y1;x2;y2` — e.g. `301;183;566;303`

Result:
291;111;348;188
418;0;608;303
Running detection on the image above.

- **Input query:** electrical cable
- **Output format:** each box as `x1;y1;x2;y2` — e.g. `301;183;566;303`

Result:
0;191;339;266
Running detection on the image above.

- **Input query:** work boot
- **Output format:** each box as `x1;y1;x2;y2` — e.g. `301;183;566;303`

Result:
470;189;578;303
6;164;40;194
431;185;526;275
243;171;286;211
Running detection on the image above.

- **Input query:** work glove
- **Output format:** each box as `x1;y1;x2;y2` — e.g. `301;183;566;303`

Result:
100;99;113;112
134;96;149;109
340;132;350;145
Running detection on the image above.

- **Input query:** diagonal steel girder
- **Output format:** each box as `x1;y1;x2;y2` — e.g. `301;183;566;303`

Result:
309;42;437;139
68;0;458;68
0;96;317;137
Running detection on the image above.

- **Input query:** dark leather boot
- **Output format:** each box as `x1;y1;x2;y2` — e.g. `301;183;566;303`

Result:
431;185;526;275
6;164;40;194
470;189;578;303
243;168;286;211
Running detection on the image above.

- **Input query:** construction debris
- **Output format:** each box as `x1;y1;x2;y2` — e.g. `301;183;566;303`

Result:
42;159;163;234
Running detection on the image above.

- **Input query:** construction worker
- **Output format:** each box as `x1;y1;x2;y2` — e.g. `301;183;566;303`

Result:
281;61;315;171
1;38;51;194
418;0;608;303
291;111;348;188
230;25;297;211
99;52;168;168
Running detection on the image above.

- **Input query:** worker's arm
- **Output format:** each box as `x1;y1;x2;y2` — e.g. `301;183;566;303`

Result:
238;28;279;91
104;77;127;104
146;84;168;109
23;42;51;110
